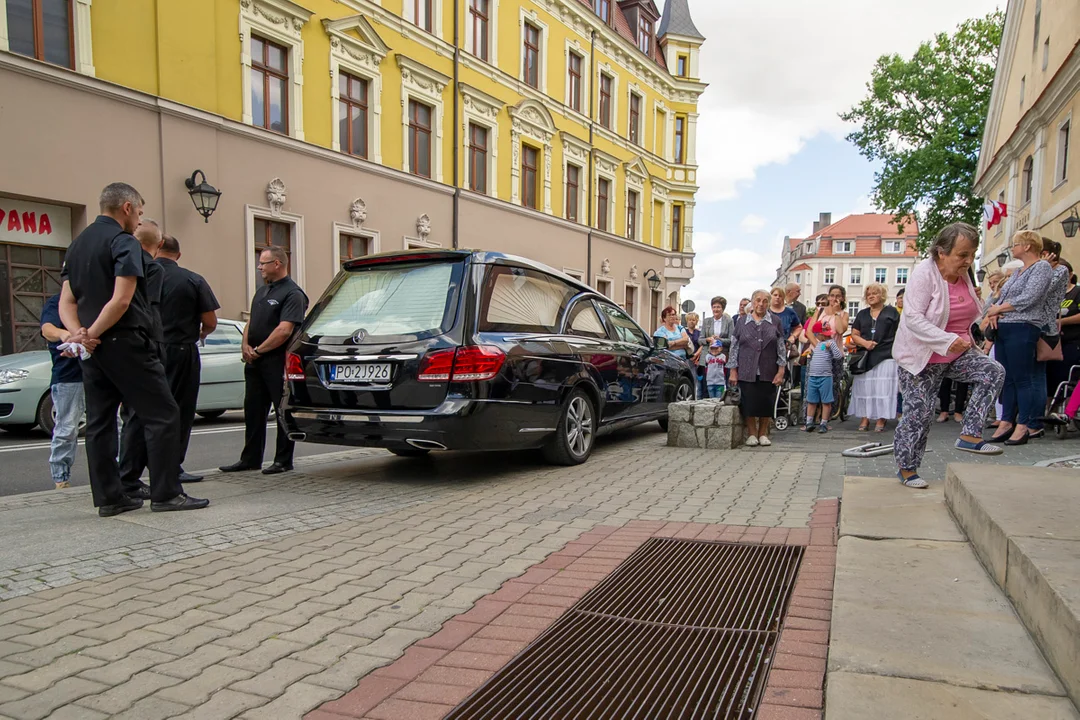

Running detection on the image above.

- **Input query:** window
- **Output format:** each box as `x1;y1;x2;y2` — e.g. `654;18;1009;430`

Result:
251;35;289;134
1033;0;1041;53
794;273;802;285
1057;120;1070;185
408;100;433;178
674;115;686;163
595;0;611;24
834;240;853;254
1043;38;1050;71
479;266;577;333
597;178;610;232
468;123;488;193
629;93;642;145
339;234;371;264
627;190;639;241
203;323;244;351
254;218;292;271
600;302;648;345
6;0;73;68
1020;76;1026;107
623;286;636;319
805;242;813;254
566;164;580;221
850;267;862;285
676;54;689;78
847;301;861;316
671;203;683;251
521;144;539;209
567;302;606;338
874;267;887;284
568;51;583;112
412;0;432;32
824;268;836;284
1022;155;1034;203
469;0;489;61
523;22;540;89
650;291;661;329
637;16;651;55
884;240;903;254
599;74;613;128
896;267;909;285
338;72;369;158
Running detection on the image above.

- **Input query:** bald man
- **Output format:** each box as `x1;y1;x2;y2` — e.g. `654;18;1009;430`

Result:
786;283;807;325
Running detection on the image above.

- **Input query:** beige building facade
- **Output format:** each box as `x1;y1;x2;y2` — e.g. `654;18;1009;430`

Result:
974;0;1079;273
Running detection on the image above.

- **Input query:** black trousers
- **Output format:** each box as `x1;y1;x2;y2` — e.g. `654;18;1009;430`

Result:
83;332;182;507
240;355;293;467
938;378;969;414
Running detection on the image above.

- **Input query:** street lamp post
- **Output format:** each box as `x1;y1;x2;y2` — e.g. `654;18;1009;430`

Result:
184;170;222;223
1062;206;1080;239
644;268;662;292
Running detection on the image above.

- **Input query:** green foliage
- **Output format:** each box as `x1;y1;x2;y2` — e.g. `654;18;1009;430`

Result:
841;10;1005;251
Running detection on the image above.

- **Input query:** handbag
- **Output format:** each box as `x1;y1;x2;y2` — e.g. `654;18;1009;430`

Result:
848;349;870;375
1037;334;1063;362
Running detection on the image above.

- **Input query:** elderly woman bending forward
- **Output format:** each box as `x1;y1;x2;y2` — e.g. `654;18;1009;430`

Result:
893;223;1005;488
729;291;787;447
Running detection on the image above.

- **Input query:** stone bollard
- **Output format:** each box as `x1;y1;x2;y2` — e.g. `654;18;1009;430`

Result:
666;399;744;449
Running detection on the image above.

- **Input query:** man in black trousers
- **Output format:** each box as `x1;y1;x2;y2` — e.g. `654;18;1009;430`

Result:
118;219;164;499
220;245;307;475
156;234;220;481
59;182;208;515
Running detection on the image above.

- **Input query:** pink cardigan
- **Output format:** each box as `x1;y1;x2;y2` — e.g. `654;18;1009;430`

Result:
893;257;982;375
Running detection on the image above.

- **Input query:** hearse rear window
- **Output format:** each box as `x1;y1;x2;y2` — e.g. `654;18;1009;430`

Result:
479;265;577;333
306;261;461;340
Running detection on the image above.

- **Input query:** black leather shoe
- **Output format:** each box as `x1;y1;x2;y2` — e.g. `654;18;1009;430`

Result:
1028;429;1045;439
261;463;293;475
123;484;151;500
219;461;259;473
151;494;210;512
1004;433;1030;446
988;430;1013;443
99;497;144;517
178;472;204;483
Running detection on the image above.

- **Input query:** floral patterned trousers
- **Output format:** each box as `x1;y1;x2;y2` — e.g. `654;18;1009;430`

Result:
895;350;1005;472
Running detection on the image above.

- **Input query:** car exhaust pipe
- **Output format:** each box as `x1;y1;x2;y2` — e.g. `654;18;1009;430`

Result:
406;439;447;450
287;432;307;442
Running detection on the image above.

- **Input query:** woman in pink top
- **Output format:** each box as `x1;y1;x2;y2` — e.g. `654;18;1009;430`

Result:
892;223;1005;488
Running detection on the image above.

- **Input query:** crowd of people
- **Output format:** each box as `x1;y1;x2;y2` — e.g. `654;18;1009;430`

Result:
654;222;1075;489
42;182;307;517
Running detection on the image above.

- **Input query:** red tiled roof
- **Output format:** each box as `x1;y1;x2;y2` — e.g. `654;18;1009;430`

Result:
787;213;919;261
576;0;668;70
790;263;812;272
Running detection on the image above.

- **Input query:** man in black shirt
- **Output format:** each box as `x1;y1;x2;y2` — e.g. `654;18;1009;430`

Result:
118;219;165;498
156;234;220;481
220;246;307;475
786;283;807;325
59;183;208;516
40;294;85;490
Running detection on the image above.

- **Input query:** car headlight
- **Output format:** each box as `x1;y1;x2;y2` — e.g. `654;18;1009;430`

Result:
0;369;30;385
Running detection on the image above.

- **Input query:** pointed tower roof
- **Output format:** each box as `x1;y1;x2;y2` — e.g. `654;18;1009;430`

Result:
658;0;704;41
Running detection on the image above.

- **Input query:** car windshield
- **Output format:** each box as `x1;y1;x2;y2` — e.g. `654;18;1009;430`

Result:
305;261;462;340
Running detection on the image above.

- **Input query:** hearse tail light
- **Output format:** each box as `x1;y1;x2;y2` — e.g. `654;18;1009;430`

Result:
418;346;506;382
285;353;306;381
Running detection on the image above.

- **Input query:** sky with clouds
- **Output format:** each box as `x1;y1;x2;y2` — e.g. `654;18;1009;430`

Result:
669;0;1002;315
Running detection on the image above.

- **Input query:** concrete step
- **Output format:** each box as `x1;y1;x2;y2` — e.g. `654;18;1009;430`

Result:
827;476;1079;719
946;464;1080;710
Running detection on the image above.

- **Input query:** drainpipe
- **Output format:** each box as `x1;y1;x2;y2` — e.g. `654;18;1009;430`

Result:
452;0;461;249
586;29;597;280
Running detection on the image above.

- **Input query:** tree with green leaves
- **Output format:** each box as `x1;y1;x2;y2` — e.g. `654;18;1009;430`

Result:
841;11;1005;251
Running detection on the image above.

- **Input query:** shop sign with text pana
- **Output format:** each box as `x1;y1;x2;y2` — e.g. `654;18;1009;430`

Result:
0;198;72;249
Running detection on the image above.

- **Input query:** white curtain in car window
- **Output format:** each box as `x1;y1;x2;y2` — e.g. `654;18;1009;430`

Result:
486;273;569;330
308;264;452;336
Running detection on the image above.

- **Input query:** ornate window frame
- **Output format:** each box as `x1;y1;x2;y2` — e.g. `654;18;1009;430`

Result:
245;178;306;302
594;150;619;232
240;0;312;140
596;61;619;134
509;99;555;212
0;0;95;75
460;83;504;198
622;281;641;324
623;156;647;241
562;132;590;223
331;198;381;269
563;37;589;116
397;55;450;182
403;0;444;40
464;0;499;66
518;8;549;93
325;15;389;163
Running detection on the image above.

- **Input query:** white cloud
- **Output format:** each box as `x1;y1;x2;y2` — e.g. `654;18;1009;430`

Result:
740;214;768;234
675;0;1002;201
680;231;785;316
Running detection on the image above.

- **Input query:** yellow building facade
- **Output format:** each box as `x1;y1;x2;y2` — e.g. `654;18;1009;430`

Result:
974;0;1079;272
0;0;706;353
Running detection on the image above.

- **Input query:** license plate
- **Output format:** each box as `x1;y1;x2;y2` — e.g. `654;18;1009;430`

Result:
330;363;392;383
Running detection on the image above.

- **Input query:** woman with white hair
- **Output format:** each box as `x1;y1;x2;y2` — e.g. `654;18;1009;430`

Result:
728;290;786;447
848;283;900;432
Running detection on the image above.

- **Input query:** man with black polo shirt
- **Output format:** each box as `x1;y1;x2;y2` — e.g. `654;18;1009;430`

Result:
117;219;165;499
156;234;220;481
40;294;84;490
220;245;307;475
59;182;208;516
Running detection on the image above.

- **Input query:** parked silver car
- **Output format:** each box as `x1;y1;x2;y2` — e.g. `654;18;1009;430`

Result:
0;319;247;435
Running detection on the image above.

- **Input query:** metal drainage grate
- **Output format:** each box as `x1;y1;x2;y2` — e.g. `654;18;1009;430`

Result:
447;538;804;719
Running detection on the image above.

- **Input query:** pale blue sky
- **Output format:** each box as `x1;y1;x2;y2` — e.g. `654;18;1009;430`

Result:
664;0;1002;313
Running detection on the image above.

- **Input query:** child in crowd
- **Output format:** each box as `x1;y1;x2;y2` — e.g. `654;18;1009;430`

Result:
706;340;727;399
805;334;843;433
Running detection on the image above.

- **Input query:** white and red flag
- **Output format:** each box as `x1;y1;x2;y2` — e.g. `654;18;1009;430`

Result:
983;201;1008;229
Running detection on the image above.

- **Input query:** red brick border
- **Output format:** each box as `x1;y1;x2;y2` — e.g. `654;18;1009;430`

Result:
309;500;839;720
